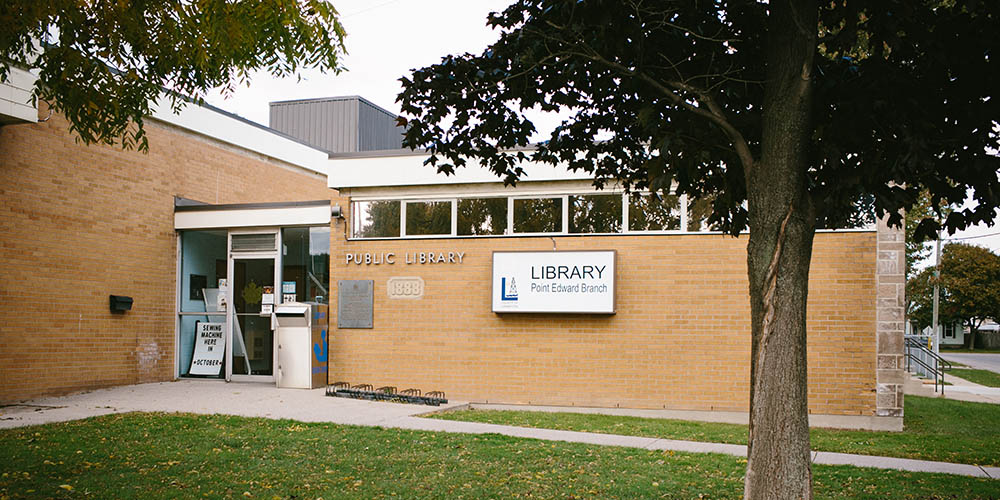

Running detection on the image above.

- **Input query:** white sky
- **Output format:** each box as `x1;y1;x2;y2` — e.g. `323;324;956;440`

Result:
203;0;511;125
934;195;1000;259
201;0;1000;256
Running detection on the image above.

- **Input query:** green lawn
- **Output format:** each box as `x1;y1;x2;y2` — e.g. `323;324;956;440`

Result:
0;413;997;499
952;368;1000;387
428;396;1000;466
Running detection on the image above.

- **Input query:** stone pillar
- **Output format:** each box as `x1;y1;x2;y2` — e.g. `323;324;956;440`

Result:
876;216;906;418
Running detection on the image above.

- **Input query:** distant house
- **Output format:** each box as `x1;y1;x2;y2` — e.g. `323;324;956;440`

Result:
908;319;1000;348
907;321;966;347
940;322;966;346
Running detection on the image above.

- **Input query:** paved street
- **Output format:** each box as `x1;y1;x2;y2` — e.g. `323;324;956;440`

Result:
942;352;1000;373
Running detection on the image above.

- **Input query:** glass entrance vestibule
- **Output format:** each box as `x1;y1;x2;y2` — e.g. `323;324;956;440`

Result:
173;200;333;382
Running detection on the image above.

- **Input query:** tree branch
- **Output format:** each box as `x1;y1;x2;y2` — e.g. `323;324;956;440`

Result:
588;51;756;172
527;23;756;172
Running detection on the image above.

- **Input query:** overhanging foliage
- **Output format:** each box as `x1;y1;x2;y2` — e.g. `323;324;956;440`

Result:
0;0;346;151
397;0;999;239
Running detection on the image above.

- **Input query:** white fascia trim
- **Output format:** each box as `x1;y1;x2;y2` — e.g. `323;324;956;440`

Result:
174;205;331;230
328;153;593;189
150;97;329;176
0;66;38;123
348;179;622;201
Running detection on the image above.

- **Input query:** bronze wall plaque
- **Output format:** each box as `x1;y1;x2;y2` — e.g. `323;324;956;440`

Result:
337;280;374;329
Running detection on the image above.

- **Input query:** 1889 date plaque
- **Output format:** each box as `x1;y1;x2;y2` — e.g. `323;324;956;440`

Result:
337;280;374;329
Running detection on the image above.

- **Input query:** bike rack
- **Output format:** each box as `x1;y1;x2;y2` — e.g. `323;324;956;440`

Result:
326;382;448;406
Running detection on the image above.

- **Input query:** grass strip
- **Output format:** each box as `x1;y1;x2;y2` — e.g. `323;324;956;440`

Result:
428;396;1000;466
951;368;1000;387
0;412;997;499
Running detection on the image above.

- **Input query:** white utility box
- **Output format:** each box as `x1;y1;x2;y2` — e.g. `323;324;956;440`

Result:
274;302;328;389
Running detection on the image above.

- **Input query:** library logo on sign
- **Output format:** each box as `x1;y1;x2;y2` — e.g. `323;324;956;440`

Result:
501;277;518;301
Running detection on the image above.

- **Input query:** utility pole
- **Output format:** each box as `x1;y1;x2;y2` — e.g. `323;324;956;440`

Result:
932;232;941;358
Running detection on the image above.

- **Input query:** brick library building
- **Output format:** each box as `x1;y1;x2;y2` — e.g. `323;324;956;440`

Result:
0;68;906;431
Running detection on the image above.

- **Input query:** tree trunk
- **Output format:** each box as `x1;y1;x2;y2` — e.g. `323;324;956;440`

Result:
968;320;979;351
743;1;818;499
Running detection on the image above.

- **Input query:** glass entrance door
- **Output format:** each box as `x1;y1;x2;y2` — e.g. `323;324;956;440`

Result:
178;226;331;383
229;257;277;380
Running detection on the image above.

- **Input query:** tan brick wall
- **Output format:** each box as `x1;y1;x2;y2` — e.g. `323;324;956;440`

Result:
0;112;331;402
328;229;878;416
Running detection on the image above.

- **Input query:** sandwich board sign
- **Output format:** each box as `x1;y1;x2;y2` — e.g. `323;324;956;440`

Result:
189;322;226;375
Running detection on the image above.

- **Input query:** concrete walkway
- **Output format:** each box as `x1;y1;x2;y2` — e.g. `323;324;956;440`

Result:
1;380;997;480
904;369;1000;404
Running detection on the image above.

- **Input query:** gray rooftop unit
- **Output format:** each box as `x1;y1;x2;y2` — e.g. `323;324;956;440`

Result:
268;96;403;153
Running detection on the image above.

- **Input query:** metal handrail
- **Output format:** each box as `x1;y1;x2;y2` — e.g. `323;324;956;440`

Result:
904;336;949;394
905;337;953;371
907;349;942;391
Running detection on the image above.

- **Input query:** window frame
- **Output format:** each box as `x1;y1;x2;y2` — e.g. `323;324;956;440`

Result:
623;191;686;234
351;199;402;239
346;191;743;240
510;195;568;235
943;323;957;339
456;196;509;237
566;193;626;235
401;198;456;238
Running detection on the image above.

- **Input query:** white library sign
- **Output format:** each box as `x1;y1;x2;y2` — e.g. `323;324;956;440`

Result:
492;250;616;314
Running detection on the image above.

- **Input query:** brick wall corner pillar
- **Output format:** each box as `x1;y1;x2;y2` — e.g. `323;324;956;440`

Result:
875;215;905;418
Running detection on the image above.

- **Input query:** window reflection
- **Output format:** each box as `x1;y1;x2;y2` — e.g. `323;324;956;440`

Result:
281;227;330;304
349;192;735;238
457;198;507;235
513;198;562;233
570;194;622;233
629;193;680;231
405;201;452;236
178;229;227;379
686;196;722;232
351;200;400;238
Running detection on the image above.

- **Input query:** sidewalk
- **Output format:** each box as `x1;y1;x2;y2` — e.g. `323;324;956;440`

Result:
1;380;997;480
904;370;1000;404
